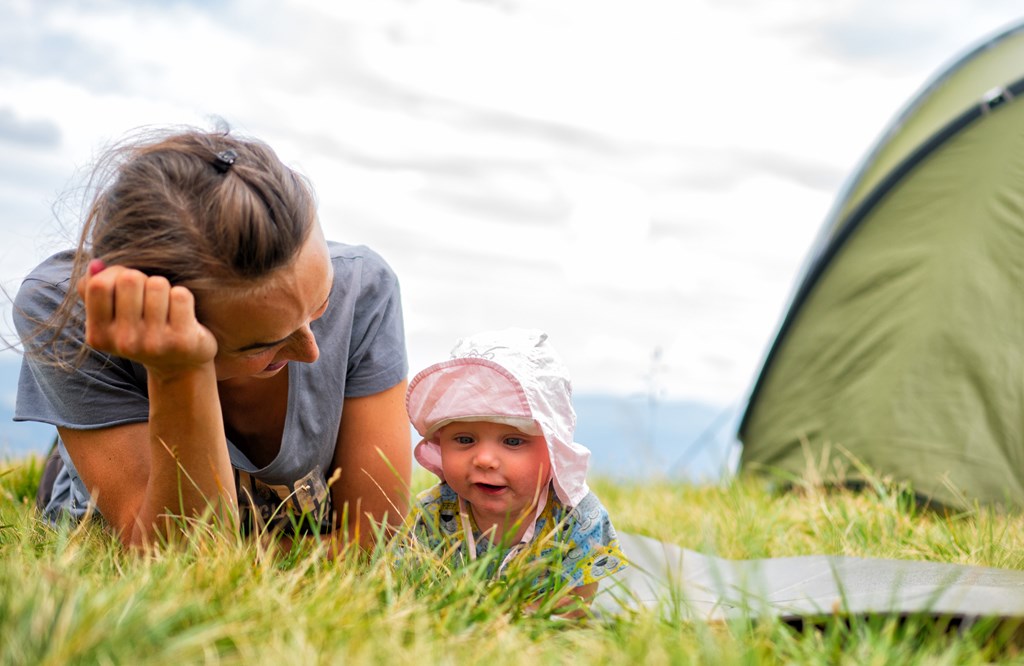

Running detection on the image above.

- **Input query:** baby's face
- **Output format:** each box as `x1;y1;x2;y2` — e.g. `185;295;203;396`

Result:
436;421;551;534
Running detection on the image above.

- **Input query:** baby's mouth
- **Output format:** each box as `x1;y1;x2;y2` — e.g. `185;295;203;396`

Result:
474;482;506;494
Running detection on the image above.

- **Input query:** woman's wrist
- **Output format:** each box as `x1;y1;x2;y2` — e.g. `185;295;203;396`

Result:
144;357;218;385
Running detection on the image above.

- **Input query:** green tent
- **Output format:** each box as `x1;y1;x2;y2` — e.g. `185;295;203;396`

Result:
738;20;1024;509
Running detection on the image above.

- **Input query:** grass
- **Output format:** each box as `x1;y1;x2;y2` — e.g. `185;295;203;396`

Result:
3;456;1024;664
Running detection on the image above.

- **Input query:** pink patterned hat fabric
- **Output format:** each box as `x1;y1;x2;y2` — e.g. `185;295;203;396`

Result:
406;328;591;507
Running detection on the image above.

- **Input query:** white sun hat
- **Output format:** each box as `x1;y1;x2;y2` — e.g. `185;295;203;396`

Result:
406;328;591;507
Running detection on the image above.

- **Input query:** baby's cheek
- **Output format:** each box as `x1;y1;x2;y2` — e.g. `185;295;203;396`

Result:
439;454;465;482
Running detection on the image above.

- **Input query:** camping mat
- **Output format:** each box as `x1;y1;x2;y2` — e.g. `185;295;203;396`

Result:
595;532;1024;621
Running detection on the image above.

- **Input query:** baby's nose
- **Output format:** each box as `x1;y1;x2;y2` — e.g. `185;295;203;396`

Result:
472;447;500;469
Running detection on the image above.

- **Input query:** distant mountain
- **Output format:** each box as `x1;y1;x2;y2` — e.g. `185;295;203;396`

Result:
572;393;738;482
0;359;741;481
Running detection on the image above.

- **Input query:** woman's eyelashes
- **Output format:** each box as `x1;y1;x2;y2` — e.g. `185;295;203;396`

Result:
236;297;329;360
243;344;280;360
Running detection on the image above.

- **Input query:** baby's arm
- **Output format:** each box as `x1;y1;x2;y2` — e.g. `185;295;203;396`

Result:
559;582;599;618
525;581;598;619
543;492;629;617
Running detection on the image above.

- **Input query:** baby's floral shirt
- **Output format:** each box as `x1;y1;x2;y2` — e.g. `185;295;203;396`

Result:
409;482;628;588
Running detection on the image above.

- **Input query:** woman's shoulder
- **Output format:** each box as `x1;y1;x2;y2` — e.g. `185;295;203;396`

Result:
18;250;77;289
326;241;400;293
13;250;78;324
326;241;394;271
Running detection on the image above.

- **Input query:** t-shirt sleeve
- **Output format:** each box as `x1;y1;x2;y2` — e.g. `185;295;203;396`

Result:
558;492;630;587
340;247;408;398
13;271;150;430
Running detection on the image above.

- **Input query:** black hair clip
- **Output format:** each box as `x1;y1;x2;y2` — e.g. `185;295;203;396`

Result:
212;149;238;174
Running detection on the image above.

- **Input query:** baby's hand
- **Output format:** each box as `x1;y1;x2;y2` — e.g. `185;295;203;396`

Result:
524;582;597;620
77;260;218;378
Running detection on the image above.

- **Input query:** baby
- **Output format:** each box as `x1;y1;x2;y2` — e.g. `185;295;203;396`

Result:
406;328;627;612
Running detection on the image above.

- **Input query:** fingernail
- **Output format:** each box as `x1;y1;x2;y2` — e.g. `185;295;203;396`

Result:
87;259;106;276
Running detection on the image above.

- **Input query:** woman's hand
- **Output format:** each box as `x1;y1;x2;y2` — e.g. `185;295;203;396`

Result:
76;259;218;378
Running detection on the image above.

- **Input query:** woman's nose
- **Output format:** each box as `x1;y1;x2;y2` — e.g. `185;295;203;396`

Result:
283;325;320;364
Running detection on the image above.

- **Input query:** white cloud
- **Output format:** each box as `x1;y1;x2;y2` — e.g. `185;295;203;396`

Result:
1;0;1022;409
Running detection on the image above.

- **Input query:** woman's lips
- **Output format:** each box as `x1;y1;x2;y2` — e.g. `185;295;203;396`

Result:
264;360;288;372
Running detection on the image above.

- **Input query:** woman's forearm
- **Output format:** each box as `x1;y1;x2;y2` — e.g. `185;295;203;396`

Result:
131;365;237;545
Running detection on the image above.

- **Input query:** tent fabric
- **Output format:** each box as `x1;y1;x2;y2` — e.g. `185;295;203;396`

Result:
737;20;1024;508
597;533;1024;622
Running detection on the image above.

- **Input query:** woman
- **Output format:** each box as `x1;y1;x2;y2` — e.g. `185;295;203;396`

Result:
14;127;411;551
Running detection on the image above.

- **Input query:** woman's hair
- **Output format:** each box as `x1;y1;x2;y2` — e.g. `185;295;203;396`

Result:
26;125;318;366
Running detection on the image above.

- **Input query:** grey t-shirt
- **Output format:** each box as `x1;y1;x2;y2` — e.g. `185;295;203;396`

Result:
14;241;408;531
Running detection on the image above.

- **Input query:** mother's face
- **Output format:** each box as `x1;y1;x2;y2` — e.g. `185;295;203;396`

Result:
200;224;334;383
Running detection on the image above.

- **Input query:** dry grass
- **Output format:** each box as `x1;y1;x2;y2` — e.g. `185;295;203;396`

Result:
1;455;1023;664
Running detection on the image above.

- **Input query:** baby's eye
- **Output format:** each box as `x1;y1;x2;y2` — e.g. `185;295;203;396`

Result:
454;435;475;445
504;437;526;447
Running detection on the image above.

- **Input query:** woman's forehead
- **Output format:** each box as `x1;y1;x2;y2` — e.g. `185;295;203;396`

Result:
200;235;333;346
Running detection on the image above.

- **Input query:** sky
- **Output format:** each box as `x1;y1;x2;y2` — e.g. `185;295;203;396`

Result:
1;0;1022;419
